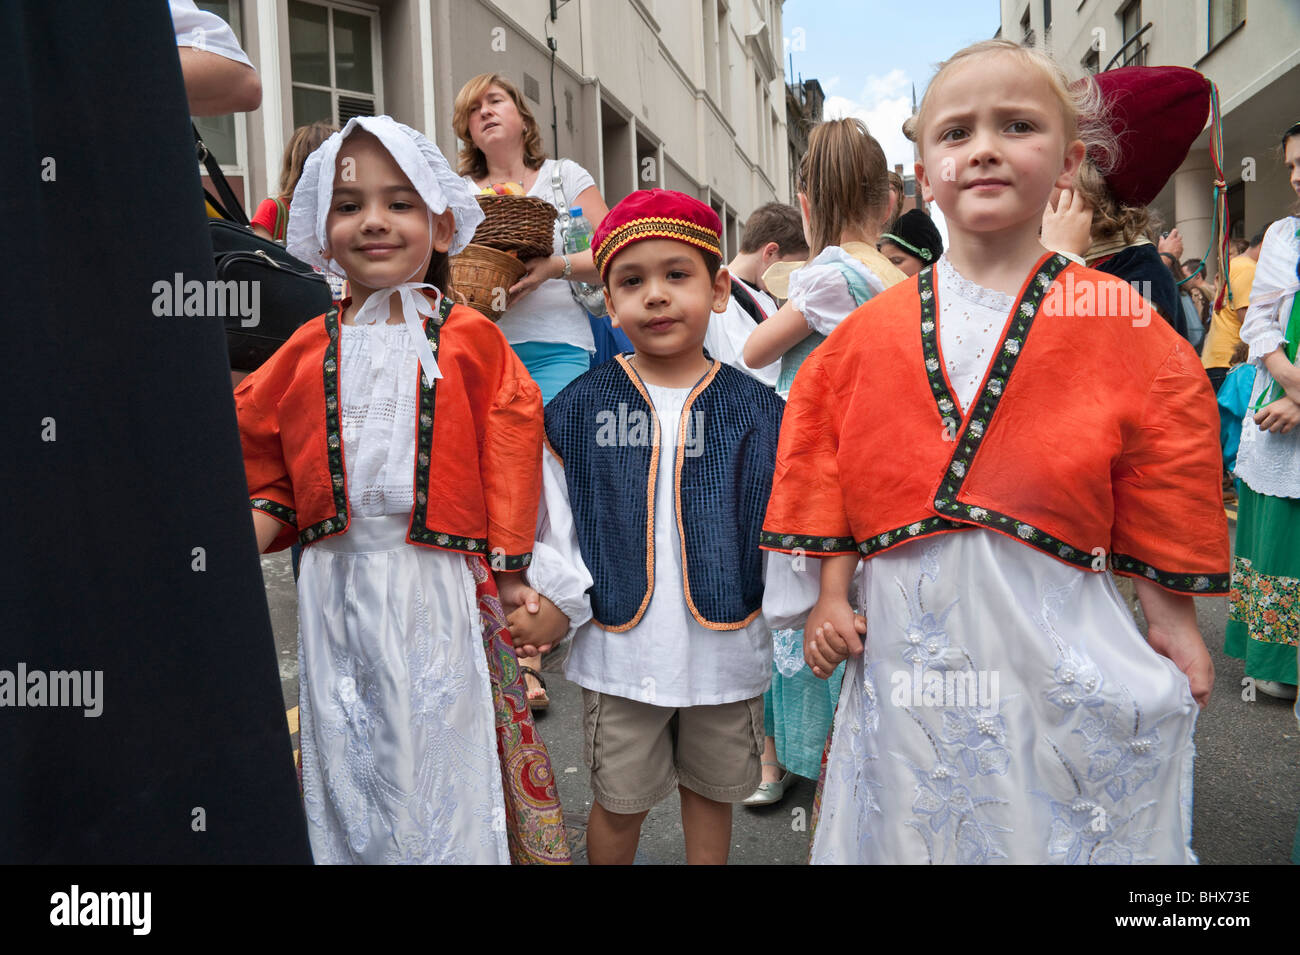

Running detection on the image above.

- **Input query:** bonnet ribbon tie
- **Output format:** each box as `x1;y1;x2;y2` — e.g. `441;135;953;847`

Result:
351;284;443;386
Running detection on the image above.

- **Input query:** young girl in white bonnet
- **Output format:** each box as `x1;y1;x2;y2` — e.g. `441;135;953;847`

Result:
234;116;569;864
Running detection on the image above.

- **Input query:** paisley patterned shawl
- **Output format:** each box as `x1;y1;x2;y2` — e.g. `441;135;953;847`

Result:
468;556;572;864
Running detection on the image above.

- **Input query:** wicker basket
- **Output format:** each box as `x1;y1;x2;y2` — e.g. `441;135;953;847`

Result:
472;194;558;260
449;243;526;321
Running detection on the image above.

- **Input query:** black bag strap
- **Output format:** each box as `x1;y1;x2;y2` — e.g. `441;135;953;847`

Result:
730;276;769;323
194;124;249;226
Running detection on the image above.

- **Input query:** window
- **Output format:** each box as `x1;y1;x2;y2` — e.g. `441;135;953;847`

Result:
288;0;380;128
702;0;719;102
1208;0;1246;49
1020;7;1034;47
1226;180;1245;240
1120;1;1145;66
191;0;243;166
1082;47;1100;74
1043;0;1052;31
717;1;731;115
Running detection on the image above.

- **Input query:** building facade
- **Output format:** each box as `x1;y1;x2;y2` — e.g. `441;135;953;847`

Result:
195;0;791;258
1001;0;1300;278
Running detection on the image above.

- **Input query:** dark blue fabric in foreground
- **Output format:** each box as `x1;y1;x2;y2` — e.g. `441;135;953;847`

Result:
0;0;310;862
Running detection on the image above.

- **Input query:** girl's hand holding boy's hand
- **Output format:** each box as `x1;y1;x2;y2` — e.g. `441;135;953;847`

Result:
805;596;866;679
1040;187;1093;259
507;588;570;656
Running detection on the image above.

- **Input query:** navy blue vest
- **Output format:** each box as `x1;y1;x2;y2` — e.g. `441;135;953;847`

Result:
545;356;784;630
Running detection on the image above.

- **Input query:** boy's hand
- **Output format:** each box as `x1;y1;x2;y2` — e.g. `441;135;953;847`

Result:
1040;187;1093;258
495;570;534;617
507;591;570;656
805;596;866;679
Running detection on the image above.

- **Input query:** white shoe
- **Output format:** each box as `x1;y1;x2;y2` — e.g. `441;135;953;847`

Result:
742;766;794;806
1255;680;1298;700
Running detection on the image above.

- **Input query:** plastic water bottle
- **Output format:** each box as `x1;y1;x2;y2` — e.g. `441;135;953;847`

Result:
563;207;602;301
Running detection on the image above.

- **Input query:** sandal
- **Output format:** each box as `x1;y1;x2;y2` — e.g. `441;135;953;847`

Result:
520;665;550;712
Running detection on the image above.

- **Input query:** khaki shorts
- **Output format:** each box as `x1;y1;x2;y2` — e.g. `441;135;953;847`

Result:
581;690;764;814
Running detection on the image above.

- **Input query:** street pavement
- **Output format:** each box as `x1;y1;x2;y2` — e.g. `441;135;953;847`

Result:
260;514;1299;865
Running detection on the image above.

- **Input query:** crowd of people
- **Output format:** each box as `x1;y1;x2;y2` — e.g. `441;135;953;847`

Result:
210;9;1299;863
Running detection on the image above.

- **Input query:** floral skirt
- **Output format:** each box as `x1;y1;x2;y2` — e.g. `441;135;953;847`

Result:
1226;487;1300;685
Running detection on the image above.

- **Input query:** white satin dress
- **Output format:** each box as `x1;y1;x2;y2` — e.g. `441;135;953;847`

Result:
765;258;1199;864
295;323;509;864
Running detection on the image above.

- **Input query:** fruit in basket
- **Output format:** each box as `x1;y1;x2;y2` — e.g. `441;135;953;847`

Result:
479;181;526;196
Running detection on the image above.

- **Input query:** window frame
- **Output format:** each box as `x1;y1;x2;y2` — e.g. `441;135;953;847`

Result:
287;0;384;130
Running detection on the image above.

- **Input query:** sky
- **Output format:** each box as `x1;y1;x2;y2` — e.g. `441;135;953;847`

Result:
780;0;1004;242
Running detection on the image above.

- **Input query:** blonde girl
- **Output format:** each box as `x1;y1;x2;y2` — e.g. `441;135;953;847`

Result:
760;41;1228;864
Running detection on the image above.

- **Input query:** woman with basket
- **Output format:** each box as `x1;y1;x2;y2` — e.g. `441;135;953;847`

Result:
454;74;609;407
454;73;609;712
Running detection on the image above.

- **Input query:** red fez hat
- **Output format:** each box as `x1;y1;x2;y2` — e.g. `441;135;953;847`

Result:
592;188;723;282
1081;66;1211;207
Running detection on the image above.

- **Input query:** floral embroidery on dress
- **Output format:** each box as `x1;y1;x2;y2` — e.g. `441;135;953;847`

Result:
1032;575;1177;863
884;543;1012;863
773;628;807;678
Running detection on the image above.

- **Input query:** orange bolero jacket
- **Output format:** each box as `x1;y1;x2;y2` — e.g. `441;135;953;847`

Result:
234;293;543;567
761;253;1231;595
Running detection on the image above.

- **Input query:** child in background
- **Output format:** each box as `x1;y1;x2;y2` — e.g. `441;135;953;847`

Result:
1218;340;1253;501
879;208;944;277
250;121;335;243
704;201;809;387
763;40;1228;864
1039;67;1214;332
235;116;567;864
1228;121;1300;704
508;189;785;864
740;118;906;808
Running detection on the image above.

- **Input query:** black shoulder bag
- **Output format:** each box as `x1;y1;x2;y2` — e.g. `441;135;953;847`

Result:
196;127;332;371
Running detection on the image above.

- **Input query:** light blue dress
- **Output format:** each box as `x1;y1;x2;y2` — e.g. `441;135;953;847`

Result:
766;250;880;779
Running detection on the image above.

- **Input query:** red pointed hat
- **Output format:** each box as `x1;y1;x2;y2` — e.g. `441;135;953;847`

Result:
592;188;723;282
1082;66;1211;207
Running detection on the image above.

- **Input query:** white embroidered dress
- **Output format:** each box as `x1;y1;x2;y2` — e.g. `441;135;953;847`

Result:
767;257;1199;864
295;322;509;864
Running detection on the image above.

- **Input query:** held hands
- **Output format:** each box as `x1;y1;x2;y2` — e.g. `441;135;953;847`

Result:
505;585;570;656
507;255;565;306
1040;187;1094;259
804;595;867;679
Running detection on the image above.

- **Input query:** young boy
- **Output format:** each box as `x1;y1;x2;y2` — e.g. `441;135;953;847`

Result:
705;202;808;387
507;189;785;864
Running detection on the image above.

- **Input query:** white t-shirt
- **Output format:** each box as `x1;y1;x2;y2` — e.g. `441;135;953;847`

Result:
529;382;773;707
464;158;597;352
705;276;781;388
169;0;254;66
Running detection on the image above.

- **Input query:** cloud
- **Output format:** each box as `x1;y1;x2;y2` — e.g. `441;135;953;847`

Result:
821;74;914;172
821;71;949;249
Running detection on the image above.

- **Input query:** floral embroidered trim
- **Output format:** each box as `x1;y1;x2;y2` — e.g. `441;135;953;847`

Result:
917;265;961;428
854;516;965;556
251;497;296;527
1111;553;1228;595
1228;555;1300;645
759;530;860;555
300;306;349;545
401;297;521;561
